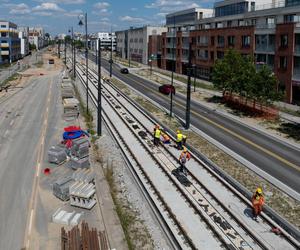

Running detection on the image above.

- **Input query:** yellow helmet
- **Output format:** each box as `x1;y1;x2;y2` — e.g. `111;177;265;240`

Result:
256;188;262;194
177;130;181;134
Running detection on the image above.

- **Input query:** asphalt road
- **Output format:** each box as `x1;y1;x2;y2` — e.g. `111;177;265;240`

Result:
0;73;57;249
87;54;300;196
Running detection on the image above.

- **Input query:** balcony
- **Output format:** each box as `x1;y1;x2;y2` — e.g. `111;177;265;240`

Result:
182;31;189;37
255;45;275;52
0;43;9;48
166;32;176;37
1;51;9;55
256;24;276;29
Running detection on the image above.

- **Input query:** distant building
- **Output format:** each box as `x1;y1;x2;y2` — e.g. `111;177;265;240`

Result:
116;26;167;64
18;26;29;57
29;27;47;50
0;20;21;64
89;32;116;51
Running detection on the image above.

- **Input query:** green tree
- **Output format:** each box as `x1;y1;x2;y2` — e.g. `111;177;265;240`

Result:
29;43;36;51
252;65;279;104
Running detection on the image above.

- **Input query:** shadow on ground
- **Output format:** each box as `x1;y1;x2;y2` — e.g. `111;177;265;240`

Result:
277;122;300;141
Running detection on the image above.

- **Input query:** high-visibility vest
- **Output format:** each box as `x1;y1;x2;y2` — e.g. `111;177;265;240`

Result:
154;129;161;138
177;133;183;142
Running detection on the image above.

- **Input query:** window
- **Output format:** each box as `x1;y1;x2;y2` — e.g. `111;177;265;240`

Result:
217;36;224;47
227;21;232;27
228;36;235;46
280;34;288;47
1;25;6;28
210;51;214;60
1;32;7;37
279;56;287;69
242;35;251;47
217;51;224;59
211;36;215;46
215;2;248;17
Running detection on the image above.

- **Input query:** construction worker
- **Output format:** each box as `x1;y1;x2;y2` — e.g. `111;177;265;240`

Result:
251;187;265;221
176;130;183;150
161;131;171;144
153;124;161;146
178;147;191;175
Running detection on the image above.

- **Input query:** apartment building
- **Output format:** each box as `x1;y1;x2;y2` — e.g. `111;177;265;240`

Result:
116;26;167;64
0;21;21;64
29;27;46;50
90;32;116;51
18;26;29;57
159;1;300;103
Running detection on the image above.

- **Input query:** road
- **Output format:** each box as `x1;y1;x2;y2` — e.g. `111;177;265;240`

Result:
87;53;300;196
0;71;59;249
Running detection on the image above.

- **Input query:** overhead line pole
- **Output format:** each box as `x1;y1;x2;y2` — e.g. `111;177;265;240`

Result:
170;16;176;117
185;42;192;129
97;38;102;136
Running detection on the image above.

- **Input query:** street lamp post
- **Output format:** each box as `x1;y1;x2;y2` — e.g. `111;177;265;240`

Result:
69;27;75;79
109;28;113;78
185;42;192;130
64;38;67;64
97;38;102;136
170;16;176;117
79;13;89;114
193;65;196;92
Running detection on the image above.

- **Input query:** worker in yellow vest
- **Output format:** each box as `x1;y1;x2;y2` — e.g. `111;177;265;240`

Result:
153;125;161;146
176;130;183;150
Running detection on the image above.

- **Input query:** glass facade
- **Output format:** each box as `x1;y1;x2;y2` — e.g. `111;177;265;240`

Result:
166;13;196;26
215;2;248;17
286;0;300;7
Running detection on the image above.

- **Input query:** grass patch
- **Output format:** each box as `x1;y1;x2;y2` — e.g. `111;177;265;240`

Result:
0;73;19;87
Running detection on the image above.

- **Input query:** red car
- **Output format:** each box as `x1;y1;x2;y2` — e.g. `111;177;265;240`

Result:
159;84;175;95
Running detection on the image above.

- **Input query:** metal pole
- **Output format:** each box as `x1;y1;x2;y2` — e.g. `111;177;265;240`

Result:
186;42;192;130
58;40;60;58
72;27;76;79
128;31;131;67
85;13;89;113
97;38;102;136
170;16;175;117
74;38;76;79
194;67;196;92
64;38;66;64
109;28;113;77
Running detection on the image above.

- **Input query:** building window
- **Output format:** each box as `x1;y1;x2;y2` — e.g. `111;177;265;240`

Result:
210;51;214;60
242;35;251;48
1;25;6;28
227;21;232;27
279;56;287;69
211;36;215;46
228;36;235;46
1;32;7;37
217;51;224;59
280;34;288;47
217;36;224;47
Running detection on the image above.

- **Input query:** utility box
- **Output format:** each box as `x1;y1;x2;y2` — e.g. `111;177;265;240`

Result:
52;176;74;201
48;145;67;164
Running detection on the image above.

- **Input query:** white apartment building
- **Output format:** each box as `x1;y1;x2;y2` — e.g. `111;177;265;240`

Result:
18;27;29;57
116;26;167;64
29;27;46;50
90;32;116;51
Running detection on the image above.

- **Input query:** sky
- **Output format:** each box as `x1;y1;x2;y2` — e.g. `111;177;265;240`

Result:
0;0;214;36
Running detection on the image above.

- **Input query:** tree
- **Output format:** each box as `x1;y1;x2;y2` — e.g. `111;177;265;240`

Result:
29;43;36;51
252;65;279;104
65;35;72;43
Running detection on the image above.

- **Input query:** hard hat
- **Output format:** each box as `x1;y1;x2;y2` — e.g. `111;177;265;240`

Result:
256;188;262;194
177;130;181;134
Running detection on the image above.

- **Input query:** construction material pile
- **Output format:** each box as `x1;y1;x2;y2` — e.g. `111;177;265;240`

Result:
61;76;79;120
61;221;108;250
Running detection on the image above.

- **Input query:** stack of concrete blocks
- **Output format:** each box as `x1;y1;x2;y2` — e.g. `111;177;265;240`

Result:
48;145;67;164
69;182;96;210
69;137;90;170
71;138;89;159
52;207;83;226
61;79;75;99
63;98;79;119
72;169;95;184
52;176;74;201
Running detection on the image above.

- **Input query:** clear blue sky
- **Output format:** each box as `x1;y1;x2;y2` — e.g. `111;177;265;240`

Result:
0;0;214;36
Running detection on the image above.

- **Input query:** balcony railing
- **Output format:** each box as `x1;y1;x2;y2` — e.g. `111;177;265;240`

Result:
254;0;285;11
166;32;176;37
1;51;9;55
0;43;9;48
256;23;276;29
165;53;175;60
255;45;275;52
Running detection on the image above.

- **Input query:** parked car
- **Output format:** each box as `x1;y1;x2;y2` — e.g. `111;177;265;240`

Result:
159;84;175;95
120;68;129;74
